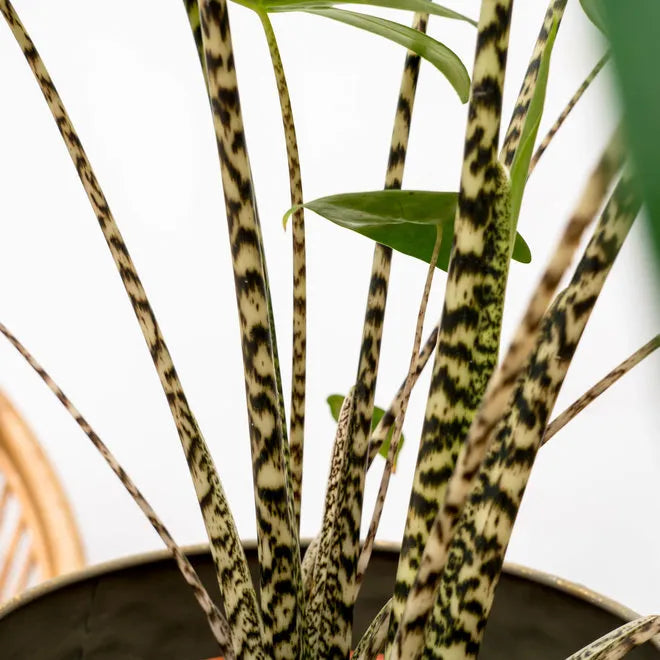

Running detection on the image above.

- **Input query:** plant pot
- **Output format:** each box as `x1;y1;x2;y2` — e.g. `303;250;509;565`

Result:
0;542;657;659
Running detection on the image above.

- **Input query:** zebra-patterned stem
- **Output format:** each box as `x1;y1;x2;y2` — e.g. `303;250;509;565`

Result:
356;410;402;591
0;323;234;658
184;2;297;572
385;12;428;190
389;1;514;652
183;4;295;531
299;16;429;648
566;615;660;660
367;324;438;467
259;11;307;531
529;52;610;175
184;0;293;474
321;135;393;660
183;0;205;67
264;262;299;547
198;1;303;657
424;172;641;660
500;0;568;168
392;167;513;660
318;13;430;657
388;132;623;660
353;600;392;660
454;129;623;510
355;230;442;598
362;10;429;471
0;4;263;656
543;333;659;445
306;389;355;656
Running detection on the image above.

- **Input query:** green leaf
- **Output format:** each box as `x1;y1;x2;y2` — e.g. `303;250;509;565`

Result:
605;0;660;280
509;17;559;230
304;8;470;103
290;190;531;270
579;0;607;33
327;394;404;469
264;0;477;26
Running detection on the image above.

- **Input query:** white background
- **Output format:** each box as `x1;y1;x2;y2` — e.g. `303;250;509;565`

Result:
0;0;658;615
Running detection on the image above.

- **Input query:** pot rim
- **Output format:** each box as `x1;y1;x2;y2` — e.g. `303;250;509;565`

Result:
0;539;655;650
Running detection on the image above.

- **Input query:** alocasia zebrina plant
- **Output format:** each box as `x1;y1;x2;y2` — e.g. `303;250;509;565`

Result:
0;0;657;658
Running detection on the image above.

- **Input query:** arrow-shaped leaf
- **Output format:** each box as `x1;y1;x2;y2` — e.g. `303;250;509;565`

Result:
327;394;404;469
286;190;531;270
304;8;470;102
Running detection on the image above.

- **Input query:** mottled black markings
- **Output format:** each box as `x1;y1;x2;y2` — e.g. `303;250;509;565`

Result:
501;0;568;167
2;2;265;657
427;173;639;659
199;1;305;657
390;3;515;655
0;324;235;654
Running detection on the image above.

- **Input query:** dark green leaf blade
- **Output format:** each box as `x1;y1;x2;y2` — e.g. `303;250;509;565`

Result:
509;17;559;230
304;8;470;102
605;0;660;279
266;0;477;26
297;190;531;270
327;394;404;467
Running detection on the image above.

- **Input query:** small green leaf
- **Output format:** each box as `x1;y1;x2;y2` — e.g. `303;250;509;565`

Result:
509;17;559;229
294;190;531;270
579;0;607;33
304;8;471;103
327;394;404;469
265;0;477;27
326;394;345;421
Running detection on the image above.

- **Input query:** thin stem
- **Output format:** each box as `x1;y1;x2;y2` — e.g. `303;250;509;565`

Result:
529;52;610;175
319;12;430;657
0;323;233;659
0;4;261;652
198;1;302;656
367;323;437;467
185;1;296;562
384;12;429;189
543;334;659;444
355;229;441;597
259;11;307;532
500;0;568;167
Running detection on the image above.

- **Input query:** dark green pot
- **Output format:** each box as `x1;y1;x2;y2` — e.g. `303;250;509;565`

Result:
0;542;656;659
